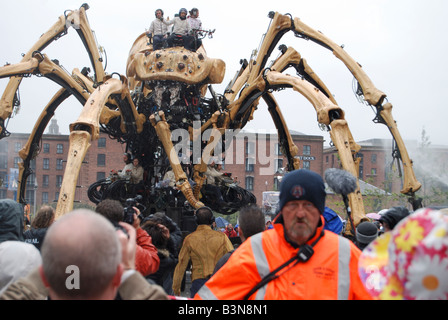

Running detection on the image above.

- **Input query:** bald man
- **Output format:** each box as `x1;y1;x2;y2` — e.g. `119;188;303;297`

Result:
0;209;167;300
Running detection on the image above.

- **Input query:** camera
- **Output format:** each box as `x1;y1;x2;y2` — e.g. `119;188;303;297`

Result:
123;195;143;225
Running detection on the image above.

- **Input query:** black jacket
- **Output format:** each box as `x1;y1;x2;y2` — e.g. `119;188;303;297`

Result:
23;228;49;251
0;199;24;244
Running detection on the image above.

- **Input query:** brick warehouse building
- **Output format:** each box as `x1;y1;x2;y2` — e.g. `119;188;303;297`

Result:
0;120;128;212
222;129;324;202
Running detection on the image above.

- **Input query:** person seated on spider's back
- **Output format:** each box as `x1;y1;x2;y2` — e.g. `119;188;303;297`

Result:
147;9;168;50
163;8;194;50
130;157;145;197
187;7;202;51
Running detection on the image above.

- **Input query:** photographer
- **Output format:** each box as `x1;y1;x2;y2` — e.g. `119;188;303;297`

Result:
95;199;160;276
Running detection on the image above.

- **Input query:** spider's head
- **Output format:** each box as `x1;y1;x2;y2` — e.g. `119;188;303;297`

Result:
127;47;225;86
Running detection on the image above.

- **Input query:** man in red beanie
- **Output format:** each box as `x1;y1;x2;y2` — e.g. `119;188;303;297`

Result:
195;169;372;300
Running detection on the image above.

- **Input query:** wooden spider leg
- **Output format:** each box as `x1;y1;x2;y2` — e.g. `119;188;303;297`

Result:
55;78;145;217
229;11;420;199
149;111;204;209
1;52;91;108
0;59;41;79
269;46;361;173
10;65;120;207
1;55;100;207
16;88;71;205
191;111;229;200
224;62;251;102
223;14;293;104
270;46;337;105
71;68;121;124
288;14;421;195
262;92;300;171
0;4;105;137
378;103;421;194
290;15;386;105
263;70;367;226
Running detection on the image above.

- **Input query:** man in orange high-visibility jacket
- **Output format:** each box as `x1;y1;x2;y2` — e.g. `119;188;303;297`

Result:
195;169;372;300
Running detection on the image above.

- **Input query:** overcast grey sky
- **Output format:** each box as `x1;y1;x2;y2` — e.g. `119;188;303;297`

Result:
1;0;447;152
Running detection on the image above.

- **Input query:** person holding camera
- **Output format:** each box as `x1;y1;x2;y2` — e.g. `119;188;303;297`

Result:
0;209;167;300
95;199;159;277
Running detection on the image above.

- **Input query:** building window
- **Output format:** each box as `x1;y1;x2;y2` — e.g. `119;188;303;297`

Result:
13;157;20;169
275;143;283;156
358;153;364;180
97;154;106;166
246;141;255;155
371;154;377;164
56;159;64;170
43;175;49;187
14;142;22;152
98;138;106;148
0;155;7;169
275;158;283;173
56;175;63;187
273;177;281;191
245;158;254;172
303;161;310;170
26;174;36;187
56;144;63;154
25;190;34;204
43;158;50;170
42;192;49;204
0;141;8;152
326;155;329;164
371;168;377;176
303;145;311;155
97;172;106;180
245;176;254;191
0;171;7;186
43;143;50;153
55;192;60;202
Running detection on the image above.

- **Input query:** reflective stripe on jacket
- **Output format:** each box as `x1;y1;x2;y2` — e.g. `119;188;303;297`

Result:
196;217;372;300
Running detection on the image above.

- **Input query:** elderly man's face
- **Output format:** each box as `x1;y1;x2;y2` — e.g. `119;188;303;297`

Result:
281;200;320;245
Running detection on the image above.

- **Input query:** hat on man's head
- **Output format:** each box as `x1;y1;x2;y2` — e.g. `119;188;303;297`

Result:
359;208;448;300
356;221;379;248
278;169;326;214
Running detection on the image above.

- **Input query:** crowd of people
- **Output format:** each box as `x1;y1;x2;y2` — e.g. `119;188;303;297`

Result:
147;7;204;52
0;165;447;300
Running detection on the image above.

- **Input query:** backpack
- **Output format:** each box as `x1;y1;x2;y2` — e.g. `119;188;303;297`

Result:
323;207;343;235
